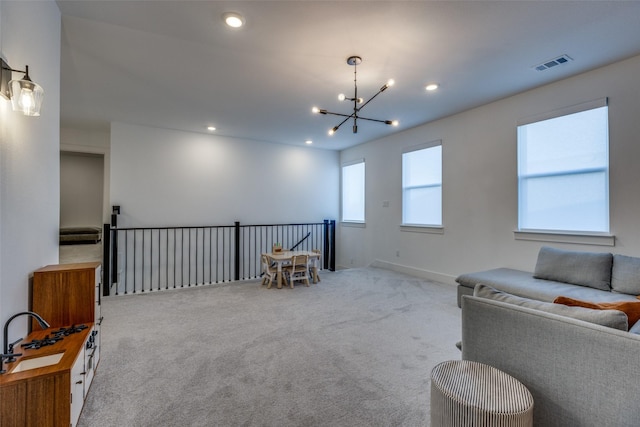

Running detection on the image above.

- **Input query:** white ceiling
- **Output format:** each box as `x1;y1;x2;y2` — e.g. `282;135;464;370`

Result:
57;0;640;151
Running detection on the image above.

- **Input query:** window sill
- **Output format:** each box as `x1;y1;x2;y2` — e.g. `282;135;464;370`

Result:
400;225;444;234
514;230;615;246
341;221;366;228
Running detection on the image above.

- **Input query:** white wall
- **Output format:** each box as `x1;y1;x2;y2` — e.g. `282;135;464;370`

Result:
60;152;104;228
0;0;61;349
339;54;640;283
61;126;111;223
110;122;339;227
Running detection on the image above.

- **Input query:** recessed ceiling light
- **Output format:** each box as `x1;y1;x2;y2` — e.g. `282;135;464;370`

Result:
223;12;245;28
425;83;439;91
305;140;313;145
207;126;216;131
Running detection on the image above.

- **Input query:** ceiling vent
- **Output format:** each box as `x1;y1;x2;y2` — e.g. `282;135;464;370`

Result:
533;54;573;71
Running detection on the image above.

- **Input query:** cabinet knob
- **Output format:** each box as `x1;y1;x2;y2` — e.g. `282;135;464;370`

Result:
75;380;83;384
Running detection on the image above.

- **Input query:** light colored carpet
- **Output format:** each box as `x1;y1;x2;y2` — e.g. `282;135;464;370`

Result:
59;242;103;264
78;267;461;427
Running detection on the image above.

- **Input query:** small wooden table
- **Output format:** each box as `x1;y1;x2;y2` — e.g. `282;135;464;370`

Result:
263;250;321;288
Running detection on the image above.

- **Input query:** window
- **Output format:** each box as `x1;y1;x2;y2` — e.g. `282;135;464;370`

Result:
402;141;442;226
342;160;365;222
517;99;609;233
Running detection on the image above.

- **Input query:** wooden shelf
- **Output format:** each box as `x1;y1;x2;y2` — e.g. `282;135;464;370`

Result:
32;262;101;330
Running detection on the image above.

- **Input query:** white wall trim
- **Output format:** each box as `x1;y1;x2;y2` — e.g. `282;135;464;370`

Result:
402;139;442;154
400;225;444;234
370;259;457;286
341;221;366;228
61;143;108;155
517;97;608;126
513;230;615;246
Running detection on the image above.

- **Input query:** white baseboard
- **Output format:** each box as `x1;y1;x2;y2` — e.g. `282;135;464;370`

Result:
369;259;458;286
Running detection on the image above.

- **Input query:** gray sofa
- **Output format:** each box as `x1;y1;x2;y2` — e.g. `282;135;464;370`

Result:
456;246;640;308
461;293;640;426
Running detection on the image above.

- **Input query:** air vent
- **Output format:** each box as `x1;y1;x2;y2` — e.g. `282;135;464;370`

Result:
533;54;573;71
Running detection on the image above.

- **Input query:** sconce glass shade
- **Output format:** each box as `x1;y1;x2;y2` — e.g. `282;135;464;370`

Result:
9;75;44;116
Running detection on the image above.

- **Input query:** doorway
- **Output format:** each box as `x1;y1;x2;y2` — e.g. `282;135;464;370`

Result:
59;151;105;263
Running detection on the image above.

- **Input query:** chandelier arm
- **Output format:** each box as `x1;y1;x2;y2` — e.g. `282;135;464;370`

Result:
320;110;356;119
356;116;393;124
357;88;386;112
333;114;355;131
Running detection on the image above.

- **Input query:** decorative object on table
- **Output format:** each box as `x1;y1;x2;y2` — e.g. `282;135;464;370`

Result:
273;243;282;253
430;359;534;427
312;55;398;135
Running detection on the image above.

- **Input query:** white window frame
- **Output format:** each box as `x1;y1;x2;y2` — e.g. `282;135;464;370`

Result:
515;98;613;246
401;140;443;232
341;159;365;225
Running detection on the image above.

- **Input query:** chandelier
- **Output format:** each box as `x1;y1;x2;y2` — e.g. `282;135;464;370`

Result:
312;56;398;135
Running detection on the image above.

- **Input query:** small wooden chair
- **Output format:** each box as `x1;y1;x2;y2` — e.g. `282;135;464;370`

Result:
261;254;283;289
284;254;310;288
311;249;321;283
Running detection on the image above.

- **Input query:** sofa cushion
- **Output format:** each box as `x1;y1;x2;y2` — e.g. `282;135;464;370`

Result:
554;296;640;329
533;246;612;291
611;254;640;295
456;268;638;304
474;283;628;331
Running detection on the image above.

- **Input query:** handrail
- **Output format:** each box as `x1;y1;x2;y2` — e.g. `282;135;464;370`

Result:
102;218;335;296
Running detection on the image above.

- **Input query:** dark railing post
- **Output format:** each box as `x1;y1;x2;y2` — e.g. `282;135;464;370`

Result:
111;206;119;287
329;220;336;271
234;221;240;281
323;220;330;270
102;223;111;296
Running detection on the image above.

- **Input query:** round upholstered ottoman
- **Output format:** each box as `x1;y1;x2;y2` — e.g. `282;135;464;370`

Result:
430;360;534;427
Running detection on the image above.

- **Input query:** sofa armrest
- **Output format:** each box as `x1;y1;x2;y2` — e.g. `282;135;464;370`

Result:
461;295;640;427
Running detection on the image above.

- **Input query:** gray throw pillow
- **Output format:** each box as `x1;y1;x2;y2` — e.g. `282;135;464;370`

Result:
473;283;628;331
611;254;640;295
629;321;640;335
533;246;612;291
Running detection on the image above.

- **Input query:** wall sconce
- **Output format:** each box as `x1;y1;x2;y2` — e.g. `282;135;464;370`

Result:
1;58;44;117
